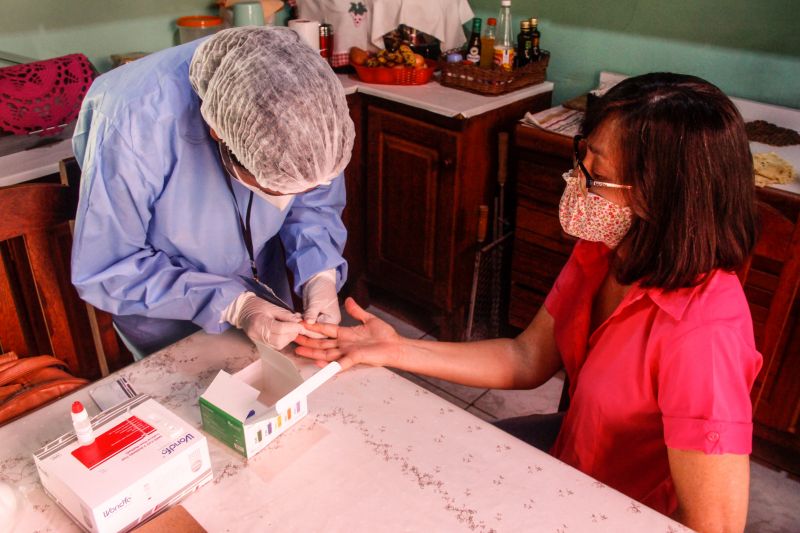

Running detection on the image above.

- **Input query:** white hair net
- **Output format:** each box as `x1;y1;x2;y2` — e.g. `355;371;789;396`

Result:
189;26;354;194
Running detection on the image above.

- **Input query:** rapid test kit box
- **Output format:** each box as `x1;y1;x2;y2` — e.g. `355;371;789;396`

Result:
199;345;340;458
33;395;212;533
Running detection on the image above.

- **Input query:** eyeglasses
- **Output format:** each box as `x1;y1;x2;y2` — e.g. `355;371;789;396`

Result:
572;135;632;196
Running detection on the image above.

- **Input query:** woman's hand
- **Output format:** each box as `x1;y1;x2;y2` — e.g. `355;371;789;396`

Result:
294;297;402;370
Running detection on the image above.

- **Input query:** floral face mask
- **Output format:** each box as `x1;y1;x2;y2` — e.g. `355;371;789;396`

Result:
558;171;633;249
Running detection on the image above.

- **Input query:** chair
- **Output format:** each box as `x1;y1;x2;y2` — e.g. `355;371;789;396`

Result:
738;200;800;430
0;158;131;380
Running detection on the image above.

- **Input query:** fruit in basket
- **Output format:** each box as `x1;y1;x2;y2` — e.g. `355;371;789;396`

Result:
397;45;416;66
356;45;424;68
349;47;369;66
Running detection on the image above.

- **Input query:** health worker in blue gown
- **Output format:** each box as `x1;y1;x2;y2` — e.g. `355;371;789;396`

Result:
71;27;355;358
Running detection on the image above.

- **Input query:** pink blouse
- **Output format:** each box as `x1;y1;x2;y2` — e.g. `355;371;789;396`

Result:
546;240;762;515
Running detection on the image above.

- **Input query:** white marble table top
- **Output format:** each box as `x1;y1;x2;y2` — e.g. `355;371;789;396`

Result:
338;73;553;119
1;330;686;532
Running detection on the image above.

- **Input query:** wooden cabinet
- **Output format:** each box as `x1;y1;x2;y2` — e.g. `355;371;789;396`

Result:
508;125;574;328
353;92;552;340
366;106;458;308
340;93;368;303
509;123;800;474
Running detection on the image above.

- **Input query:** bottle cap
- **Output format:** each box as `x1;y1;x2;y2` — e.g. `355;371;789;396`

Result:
520;20;530;29
501;0;511;6
530;18;538;26
72;401;83;414
487;18;497;25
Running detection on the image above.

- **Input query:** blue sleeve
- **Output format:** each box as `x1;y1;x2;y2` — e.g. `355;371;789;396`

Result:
71;108;244;334
279;172;348;295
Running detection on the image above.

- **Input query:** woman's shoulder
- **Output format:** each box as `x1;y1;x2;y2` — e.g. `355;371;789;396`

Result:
687;269;751;323
648;269;756;350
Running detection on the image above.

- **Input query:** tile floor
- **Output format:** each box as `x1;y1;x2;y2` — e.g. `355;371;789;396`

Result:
353;304;800;533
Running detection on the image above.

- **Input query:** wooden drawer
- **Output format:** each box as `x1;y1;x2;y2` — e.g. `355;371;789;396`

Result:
509;282;546;330
516;162;569;199
511;238;571;293
515;198;577;250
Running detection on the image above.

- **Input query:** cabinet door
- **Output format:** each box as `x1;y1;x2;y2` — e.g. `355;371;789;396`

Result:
366;106;458;307
340;94;366;298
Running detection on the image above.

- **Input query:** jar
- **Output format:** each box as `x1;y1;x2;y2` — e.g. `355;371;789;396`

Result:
177;16;224;44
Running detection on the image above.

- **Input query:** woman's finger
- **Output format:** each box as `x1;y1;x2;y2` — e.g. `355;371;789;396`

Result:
302;320;339;338
295;334;339;349
295;336;340;350
294;345;342;361
344;297;374;323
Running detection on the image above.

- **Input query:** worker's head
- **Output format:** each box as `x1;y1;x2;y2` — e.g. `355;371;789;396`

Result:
189;26;354;195
579;72;757;289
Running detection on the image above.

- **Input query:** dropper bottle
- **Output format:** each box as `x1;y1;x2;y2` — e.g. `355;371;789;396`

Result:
71;401;95;446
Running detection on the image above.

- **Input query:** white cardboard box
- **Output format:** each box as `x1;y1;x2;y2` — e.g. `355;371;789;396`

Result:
33;395;212;533
199;345;340;458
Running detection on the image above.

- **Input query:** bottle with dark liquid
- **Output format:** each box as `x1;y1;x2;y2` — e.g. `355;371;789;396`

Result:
516;20;532;67
530;18;541;61
466;18;482;65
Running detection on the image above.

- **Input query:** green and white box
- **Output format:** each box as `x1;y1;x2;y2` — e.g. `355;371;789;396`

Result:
199;345;340;459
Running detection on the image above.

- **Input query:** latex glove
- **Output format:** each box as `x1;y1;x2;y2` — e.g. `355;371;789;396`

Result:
302;269;341;325
222;291;303;350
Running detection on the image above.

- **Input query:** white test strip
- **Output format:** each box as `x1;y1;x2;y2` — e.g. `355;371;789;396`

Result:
275;361;341;415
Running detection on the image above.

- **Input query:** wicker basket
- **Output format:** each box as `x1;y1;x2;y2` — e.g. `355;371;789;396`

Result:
352;59;437;85
439;51;550;96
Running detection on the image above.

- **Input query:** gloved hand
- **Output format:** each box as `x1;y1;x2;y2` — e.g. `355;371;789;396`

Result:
222;291;304;350
302;269;341;325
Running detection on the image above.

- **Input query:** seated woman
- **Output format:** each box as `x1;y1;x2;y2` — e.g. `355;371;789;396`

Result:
295;73;761;532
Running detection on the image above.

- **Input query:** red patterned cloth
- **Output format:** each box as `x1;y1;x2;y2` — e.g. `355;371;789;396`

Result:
0;54;95;136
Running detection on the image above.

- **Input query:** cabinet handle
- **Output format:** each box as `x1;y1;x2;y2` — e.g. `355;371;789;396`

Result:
442;158;454;169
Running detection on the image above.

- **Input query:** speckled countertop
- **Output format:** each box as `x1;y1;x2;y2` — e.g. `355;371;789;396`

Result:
1;330;685;532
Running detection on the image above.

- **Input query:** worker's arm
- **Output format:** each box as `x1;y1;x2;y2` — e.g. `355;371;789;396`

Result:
71;114;244;333
295;297;562;390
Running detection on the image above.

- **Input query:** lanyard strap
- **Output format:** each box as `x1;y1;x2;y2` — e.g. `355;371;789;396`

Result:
223;174;258;281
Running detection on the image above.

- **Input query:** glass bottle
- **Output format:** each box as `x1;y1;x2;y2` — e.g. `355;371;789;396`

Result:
466;18;482;65
516;20;532;67
479;18;497;68
493;0;514;71
530;18;541;61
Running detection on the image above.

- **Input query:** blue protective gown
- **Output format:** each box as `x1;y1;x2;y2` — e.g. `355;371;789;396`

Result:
71;39;348;355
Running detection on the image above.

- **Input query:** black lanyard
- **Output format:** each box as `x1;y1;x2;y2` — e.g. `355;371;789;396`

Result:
223;174;259;282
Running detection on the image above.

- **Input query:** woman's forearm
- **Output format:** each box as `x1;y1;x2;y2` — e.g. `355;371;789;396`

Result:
390;335;559;390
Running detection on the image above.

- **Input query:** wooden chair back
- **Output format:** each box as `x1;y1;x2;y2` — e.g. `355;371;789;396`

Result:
0;158;131;380
738;201;800;427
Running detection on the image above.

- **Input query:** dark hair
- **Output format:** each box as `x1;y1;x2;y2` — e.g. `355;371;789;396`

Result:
582;72;758;290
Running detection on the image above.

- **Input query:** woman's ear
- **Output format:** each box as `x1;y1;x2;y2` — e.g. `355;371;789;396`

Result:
209;127;220;141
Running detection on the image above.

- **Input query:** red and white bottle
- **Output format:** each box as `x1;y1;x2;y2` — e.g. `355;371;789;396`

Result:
71;401;95;446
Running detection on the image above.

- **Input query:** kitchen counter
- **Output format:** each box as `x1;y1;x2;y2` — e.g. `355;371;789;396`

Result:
339;73;554;119
523;70;800;196
733;96;800;195
1;329;683;532
0;123;75;188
